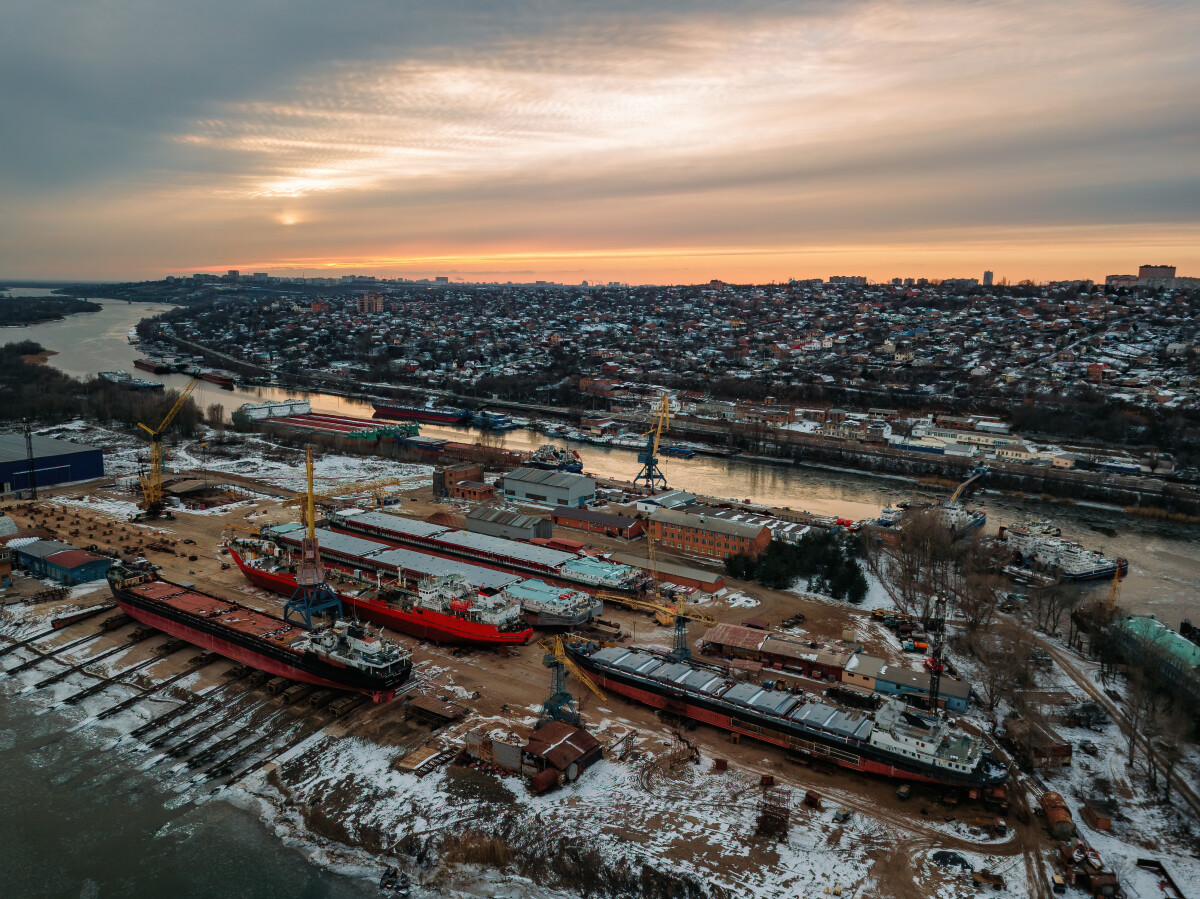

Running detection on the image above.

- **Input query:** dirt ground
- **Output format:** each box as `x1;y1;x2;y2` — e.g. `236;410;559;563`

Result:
0;478;1057;897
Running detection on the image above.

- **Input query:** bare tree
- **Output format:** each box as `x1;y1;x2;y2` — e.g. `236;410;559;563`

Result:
206;402;225;431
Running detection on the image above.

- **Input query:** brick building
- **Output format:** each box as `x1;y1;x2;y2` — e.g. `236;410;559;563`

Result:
648;508;771;560
550;506;643;539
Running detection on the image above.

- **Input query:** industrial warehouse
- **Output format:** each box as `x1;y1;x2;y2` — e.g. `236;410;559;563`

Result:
0;431;104;494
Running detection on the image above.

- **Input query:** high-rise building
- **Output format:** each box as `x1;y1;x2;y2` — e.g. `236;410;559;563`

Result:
1138;264;1175;281
983;270;994;287
356;291;384;314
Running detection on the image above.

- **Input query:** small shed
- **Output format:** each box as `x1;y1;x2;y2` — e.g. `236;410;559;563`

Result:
522;721;602;784
1006;715;1073;768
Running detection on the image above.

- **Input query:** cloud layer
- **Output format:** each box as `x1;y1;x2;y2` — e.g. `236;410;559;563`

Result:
2;1;1198;282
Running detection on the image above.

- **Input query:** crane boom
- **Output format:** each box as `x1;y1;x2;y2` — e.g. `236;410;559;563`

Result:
137;375;201;517
542;635;607;702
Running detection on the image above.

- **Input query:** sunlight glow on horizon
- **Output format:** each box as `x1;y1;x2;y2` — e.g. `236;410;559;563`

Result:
2;1;1198;282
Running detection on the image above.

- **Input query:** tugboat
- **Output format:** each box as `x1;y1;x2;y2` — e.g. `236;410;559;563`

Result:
107;563;412;701
526;444;584;473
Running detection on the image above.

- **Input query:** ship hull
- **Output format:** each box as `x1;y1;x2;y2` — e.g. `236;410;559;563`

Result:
524;600;605;629
109;577;410;702
201;372;235;389
571;650;1005;789
230;549;531;646
372;404;472;424
526;460;584;473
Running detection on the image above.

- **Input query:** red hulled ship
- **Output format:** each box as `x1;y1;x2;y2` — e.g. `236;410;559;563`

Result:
106;563;412;702
229;547;532;646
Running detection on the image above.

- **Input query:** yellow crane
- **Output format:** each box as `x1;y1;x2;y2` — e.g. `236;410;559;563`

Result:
633;393;671;490
1105;568;1123;617
137;376;201;518
539;634;606;726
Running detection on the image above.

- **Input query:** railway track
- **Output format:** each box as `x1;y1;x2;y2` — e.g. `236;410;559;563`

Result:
1034;636;1200;820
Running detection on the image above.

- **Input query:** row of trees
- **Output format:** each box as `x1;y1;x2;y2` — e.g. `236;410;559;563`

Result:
726;533;869;603
0;341;202;434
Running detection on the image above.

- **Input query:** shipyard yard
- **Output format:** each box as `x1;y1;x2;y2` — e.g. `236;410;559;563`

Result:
3;433;1199;899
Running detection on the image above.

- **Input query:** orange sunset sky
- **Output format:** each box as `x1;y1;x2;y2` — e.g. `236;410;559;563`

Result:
2;1;1198;285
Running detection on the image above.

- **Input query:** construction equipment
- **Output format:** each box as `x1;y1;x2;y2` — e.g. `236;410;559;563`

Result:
283;446;343;630
595;588;716;662
137;376;201;518
633;394;671;490
539;634;606;727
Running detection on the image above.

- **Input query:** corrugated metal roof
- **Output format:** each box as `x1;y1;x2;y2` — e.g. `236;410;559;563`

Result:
702;623;768;652
0;516;17;538
275;527;390;560
0;432;100;465
650;507;768;540
502;467;594;490
437;529;574;568
339;510;449;538
44;549;111;570
370;546;521;590
15;539;76;560
550;506;638;528
465;506;544;529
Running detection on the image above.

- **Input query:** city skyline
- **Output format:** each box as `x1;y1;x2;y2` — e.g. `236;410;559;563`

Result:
2;1;1199;283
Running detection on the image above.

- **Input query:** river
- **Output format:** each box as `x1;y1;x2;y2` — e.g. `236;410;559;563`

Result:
0;690;374;899
5;297;1198;622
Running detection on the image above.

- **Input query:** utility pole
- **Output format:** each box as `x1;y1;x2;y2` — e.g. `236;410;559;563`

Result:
22;419;37;500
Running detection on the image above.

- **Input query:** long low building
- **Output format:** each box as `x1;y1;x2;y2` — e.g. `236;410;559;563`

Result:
550;506;643;539
0;432;104;494
702;624;970;712
329;509;647;593
843;654;970;713
701;623;852;680
648;508;772;561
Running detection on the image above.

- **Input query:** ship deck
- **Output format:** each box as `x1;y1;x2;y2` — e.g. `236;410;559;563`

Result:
127;580;307;652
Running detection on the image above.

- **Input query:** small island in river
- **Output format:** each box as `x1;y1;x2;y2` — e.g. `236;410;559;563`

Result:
0;295;102;326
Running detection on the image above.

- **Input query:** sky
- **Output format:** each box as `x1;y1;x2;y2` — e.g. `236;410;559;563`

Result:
1;0;1198;285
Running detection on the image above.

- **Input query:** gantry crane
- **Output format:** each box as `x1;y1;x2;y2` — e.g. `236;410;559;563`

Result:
539;634;607;727
633;394;671;490
283;445;343;629
137;376;201;519
595;587;717;661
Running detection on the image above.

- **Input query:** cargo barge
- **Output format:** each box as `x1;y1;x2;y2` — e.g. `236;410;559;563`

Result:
372;401;473;424
254;528;604;628
200;370;236;389
133;358;171;374
567;641;1008;788
106;563;412;701
326;509;648;595
229;548;532;645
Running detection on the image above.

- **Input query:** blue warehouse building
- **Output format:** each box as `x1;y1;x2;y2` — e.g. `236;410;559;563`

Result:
0;433;105;494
